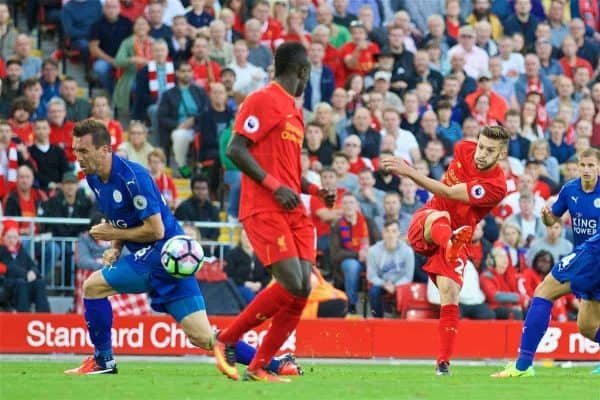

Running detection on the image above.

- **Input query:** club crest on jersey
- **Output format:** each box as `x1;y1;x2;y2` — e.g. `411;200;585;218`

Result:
113;190;122;203
243;116;259;133
595;198;600;208
471;185;485;199
133;195;147;210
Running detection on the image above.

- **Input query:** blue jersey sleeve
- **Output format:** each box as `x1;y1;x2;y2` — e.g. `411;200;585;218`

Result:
551;184;569;218
130;170;163;222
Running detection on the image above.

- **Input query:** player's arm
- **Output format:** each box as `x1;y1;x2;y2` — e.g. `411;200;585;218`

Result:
382;157;470;202
91;214;165;243
227;134;300;209
541;205;560;227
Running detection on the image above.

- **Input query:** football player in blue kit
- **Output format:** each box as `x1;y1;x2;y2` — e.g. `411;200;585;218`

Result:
65;120;301;376
493;148;600;377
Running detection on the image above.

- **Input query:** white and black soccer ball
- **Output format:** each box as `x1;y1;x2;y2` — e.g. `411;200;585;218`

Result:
160;235;205;278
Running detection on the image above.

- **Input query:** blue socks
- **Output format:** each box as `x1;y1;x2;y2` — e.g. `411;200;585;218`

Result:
84;298;114;361
516;297;553;371
234;340;280;372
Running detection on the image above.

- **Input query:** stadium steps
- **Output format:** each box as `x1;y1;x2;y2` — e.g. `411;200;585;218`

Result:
48;296;74;313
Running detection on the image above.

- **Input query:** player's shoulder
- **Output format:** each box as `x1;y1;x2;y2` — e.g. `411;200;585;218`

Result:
559;178;581;194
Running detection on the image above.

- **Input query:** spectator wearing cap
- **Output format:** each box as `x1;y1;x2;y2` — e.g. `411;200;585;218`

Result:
332;0;357;29
227;40;267;97
0;221;50;312
447;25;489;79
61;0;103;65
399;50;444;94
515;54;556;105
12;34;41;81
535;37;564;81
465;70;508;125
312;24;345;88
369;70;404;111
132;40;175;141
208;19;234;67
47;98;76;164
40;59;61;105
27;119;71;193
489;56;519;109
304;42;335;112
466;0;503;40
60;78;92;123
89;0;133;95
504;0;539;45
244;18;273;71
545;76;579;123
339;21;380;80
546;0;568;49
315;5;351;49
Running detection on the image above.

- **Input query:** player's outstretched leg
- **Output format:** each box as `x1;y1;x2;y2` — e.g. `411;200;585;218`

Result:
491;275;570;378
435;276;461;376
65;272;117;375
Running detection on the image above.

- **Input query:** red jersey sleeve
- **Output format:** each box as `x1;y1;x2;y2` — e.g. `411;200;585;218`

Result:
233;91;281;143
466;177;506;207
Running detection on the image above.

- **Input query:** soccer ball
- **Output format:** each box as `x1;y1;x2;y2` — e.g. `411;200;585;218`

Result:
161;235;205;278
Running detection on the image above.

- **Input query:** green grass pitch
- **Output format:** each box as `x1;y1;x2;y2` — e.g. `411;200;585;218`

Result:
1;361;599;400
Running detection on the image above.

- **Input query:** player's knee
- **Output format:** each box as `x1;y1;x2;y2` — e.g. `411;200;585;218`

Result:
82;276;100;298
187;328;213;350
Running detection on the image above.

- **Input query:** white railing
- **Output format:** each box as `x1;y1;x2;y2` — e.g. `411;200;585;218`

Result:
0;217;240;292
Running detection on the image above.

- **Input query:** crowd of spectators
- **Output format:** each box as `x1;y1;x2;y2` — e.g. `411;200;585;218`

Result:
0;0;599;318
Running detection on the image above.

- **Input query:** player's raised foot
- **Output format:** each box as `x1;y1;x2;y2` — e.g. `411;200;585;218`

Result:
435;361;451;376
64;356;117;375
244;368;292;383
444;226;473;263
490;362;535;378
591;364;600;375
213;339;239;381
276;354;304;376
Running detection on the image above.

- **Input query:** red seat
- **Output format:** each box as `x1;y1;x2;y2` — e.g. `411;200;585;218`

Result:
396;283;439;319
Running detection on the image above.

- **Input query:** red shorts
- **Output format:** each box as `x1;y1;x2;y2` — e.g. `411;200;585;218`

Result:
242;211;316;267
408;208;467;287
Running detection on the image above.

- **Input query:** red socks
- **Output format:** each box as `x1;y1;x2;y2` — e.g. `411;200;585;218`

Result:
249;296;307;371
438;304;459;365
218;282;292;344
430;217;452;247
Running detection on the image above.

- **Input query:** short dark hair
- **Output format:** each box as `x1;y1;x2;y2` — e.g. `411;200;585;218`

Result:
332;151;349;161
5;58;22;68
480;125;510;146
33;118;49;126
191;175;209;189
73;119;112;148
505;109;520;120
22;78;41;91
11;97;33;115
383;219;399;229
42;58;59;69
436;100;452;111
274;42;307;77
320;166;336;175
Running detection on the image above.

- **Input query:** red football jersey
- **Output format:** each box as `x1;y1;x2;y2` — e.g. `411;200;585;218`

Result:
233;82;305;220
338;41;380;77
425;140;506;229
50;121;75;162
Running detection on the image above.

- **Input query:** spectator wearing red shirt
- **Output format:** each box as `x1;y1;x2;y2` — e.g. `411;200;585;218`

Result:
250;0;283;51
471;93;498;127
339;21;379;81
189;36;221;91
148;148;177;210
8;97;34;146
90;95;123;151
281;9;311;48
559;35;594;80
3;164;47;235
47;98;75;163
480;247;528;320
312;24;345;88
465;72;508;125
343;134;373;175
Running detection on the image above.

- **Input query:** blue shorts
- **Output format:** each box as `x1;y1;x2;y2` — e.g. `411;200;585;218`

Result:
551;249;600;301
101;244;205;322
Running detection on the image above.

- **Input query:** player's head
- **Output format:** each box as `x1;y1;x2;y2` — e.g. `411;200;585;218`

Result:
474;125;509;171
274;42;310;97
577;148;600;185
73;119;112;175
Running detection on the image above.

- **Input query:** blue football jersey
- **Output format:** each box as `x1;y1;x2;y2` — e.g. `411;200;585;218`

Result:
87;154;183;253
551;178;600;247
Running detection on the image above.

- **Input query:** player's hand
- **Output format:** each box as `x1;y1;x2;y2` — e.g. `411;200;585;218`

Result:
319;188;336;208
541;206;555;225
273;185;300;210
90;221;116;241
102;248;121;266
380;156;411;176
